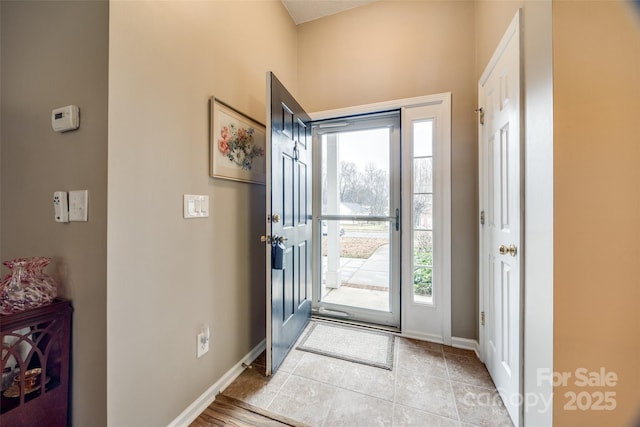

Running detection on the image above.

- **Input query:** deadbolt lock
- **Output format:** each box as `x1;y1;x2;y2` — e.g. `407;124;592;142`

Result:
272;213;281;223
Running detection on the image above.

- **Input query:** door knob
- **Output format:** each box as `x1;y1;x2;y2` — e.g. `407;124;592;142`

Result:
499;244;517;256
260;235;287;244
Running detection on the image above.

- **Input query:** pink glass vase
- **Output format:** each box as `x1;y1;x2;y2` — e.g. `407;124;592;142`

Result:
0;257;57;315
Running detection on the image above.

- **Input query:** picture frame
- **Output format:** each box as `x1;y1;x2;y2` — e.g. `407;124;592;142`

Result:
210;97;266;184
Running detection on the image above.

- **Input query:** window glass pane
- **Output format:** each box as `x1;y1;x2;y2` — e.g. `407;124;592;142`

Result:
321;129;390;216
413;121;433;157
413;230;433;303
412;119;434;306
413;158;432;194
413;195;432;230
413;267;433;302
413;231;433;266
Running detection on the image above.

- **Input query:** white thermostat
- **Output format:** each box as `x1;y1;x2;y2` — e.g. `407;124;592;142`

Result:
52;105;80;132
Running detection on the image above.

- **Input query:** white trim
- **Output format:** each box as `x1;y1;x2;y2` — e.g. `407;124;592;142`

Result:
401;330;444;344
521;3;554;426
399;333;479;359
167;339;266;427
400;93;452;346
451;336;481;359
310;92;451;121
310;92;452;344
479;13;519;86
265;72;273;375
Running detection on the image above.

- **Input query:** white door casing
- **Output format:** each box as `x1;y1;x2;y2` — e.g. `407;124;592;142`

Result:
310;94;452;341
479;10;523;427
401;97;451;344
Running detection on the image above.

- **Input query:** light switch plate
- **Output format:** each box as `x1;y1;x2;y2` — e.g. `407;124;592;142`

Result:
183;195;209;219
69;190;88;222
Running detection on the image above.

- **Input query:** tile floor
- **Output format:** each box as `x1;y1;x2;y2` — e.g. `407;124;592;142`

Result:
222;326;514;427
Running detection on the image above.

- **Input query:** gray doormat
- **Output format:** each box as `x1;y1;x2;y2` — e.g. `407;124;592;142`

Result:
296;322;395;370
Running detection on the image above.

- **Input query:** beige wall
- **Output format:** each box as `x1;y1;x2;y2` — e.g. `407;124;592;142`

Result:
0;1;108;426
553;2;640;425
107;1;297;425
298;0;478;339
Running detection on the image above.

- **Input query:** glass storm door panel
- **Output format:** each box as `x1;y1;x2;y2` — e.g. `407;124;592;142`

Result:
313;112;400;327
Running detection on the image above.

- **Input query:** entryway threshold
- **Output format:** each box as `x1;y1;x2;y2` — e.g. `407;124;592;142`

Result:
310;315;401;335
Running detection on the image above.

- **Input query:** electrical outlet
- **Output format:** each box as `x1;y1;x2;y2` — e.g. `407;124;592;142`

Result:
196;326;210;358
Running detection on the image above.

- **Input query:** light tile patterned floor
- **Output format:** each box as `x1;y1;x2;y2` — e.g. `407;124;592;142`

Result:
222;327;514;427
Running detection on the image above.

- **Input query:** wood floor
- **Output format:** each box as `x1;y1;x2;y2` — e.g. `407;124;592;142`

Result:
190;394;310;427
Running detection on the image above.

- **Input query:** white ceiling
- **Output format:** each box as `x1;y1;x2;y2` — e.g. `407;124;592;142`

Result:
281;0;377;25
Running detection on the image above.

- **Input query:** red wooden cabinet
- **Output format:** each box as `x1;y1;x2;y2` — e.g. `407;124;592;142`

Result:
1;299;72;426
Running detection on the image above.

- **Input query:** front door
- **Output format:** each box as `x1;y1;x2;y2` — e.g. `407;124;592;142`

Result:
265;72;312;375
478;11;522;426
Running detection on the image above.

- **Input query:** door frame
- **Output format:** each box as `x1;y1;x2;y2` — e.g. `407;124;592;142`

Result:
310;93;451;341
400;97;451;345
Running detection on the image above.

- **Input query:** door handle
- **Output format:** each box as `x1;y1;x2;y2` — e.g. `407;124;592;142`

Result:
395;208;400;231
260;234;288;244
499;244;517;256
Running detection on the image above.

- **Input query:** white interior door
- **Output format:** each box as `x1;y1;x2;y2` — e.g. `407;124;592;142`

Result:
479;11;522;427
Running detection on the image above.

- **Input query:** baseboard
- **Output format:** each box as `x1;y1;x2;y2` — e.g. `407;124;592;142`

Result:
400;330;444;344
167;339;266;427
451;336;480;358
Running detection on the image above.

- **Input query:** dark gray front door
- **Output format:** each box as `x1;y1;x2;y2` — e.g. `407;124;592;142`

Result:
266;72;312;375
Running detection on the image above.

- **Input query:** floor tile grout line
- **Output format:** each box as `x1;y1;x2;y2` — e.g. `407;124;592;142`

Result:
448;377;497;391
391;337;400;426
263;369;291;412
286;368;396;403
392;402;462;426
444;351;463;425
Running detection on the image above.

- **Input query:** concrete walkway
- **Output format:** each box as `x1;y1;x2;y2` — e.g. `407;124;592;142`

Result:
321;244;390;311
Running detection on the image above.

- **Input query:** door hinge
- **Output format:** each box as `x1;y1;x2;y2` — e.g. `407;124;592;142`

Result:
480;210;485;226
480;311;485;326
475;107;484;126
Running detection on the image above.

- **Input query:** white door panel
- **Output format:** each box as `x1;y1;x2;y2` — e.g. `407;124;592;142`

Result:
479;10;522;427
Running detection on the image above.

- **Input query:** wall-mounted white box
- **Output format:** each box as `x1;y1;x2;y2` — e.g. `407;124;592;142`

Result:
69;190;88;222
183;195;209;219
52;105;80;132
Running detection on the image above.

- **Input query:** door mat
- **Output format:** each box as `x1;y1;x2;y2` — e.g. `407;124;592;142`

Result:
296;322;395;370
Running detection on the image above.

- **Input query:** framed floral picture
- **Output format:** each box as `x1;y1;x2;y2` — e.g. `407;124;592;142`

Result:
210;97;266;184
